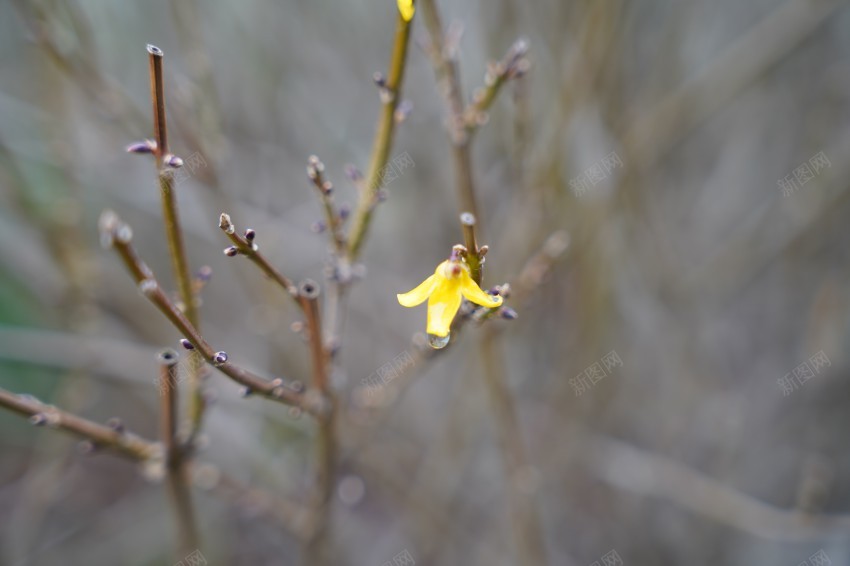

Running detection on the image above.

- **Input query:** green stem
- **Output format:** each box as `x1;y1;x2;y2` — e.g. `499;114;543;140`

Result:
346;10;414;260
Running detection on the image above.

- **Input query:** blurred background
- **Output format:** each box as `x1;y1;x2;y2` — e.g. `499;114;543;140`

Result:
1;0;850;564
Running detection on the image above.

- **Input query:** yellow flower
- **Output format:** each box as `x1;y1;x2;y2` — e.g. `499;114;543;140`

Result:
397;258;503;338
397;0;415;22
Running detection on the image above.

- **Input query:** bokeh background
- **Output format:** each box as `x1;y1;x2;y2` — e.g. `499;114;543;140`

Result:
1;0;850;564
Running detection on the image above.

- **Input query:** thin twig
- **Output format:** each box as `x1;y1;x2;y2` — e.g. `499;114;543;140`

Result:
158;349;181;465
99;210;319;415
218;213;299;300
420;1;528;224
0;387;157;461
307;156;347;256
145;44;205;437
298;281;329;394
158;349;200;556
346;5;415;259
463;39;529;131
299;280;337;565
419;0;478;219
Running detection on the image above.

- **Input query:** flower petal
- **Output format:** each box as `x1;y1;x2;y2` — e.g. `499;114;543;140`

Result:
460;270;503;308
397;274;437;307
426;279;462;337
397;0;415;22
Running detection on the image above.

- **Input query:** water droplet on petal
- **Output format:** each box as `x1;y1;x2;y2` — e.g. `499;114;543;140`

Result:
428;333;450;349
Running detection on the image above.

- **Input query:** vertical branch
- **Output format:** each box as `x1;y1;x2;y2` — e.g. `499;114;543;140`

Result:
420;0;479;220
300;280;337;565
299;281;329;393
148;45;169;168
347;6;415;259
158;349;200;558
460;212;486;285
421;0;529;229
146;44;205;435
157;349;181;469
307;156;347;256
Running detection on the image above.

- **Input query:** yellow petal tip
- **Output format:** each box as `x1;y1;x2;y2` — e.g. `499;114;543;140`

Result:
397;0;415;22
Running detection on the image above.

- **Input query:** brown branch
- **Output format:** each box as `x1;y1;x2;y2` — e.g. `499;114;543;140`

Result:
459;212;485;285
158;349;181;465
145;44;205;436
307;156;347;256
420;1;528;226
419;2;478;220
298;279;337;565
0;387;157;461
298;281;328;393
99;210;320;416
463;39;529;131
218;213;299;300
157;349;200;556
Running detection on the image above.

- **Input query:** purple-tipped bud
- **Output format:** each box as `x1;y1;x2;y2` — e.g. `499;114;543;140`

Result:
497;283;511;298
244;229;256;242
223;246;239;257
338;204;351;220
239;387;253;398
180;338;195;350
372;72;386;87
500;307;518;320
126;139;157;154
212;351;228;366
164;154;184;168
196;265;213;282
310;221;326;234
